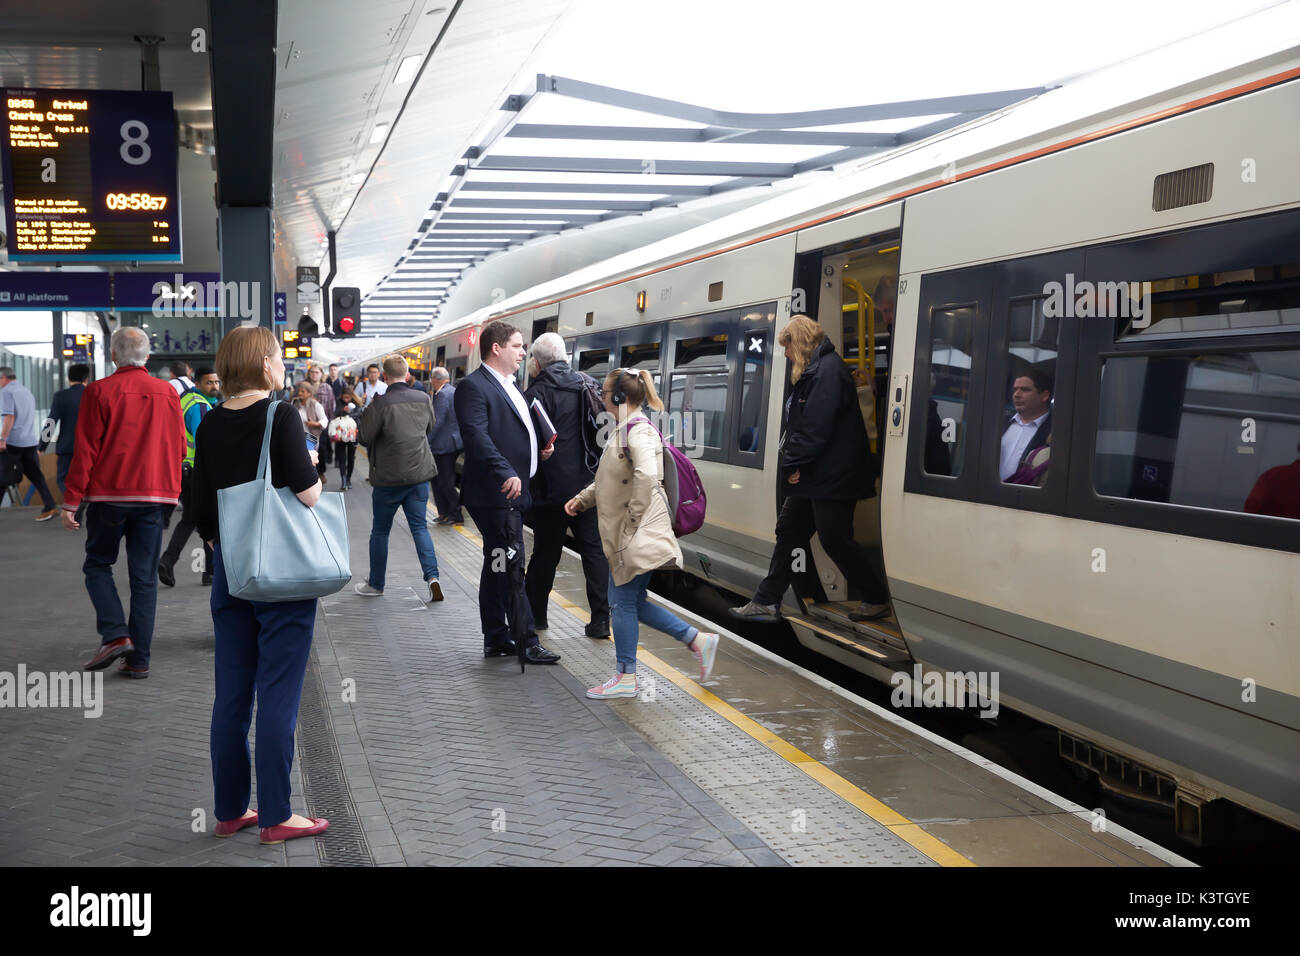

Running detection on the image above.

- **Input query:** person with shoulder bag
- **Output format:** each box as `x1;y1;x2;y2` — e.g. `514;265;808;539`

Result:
190;326;330;846
565;368;720;699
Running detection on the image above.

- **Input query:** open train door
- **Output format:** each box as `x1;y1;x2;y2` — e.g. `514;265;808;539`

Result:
779;236;915;673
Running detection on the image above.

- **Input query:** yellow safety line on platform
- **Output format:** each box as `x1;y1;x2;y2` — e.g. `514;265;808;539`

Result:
449;523;974;867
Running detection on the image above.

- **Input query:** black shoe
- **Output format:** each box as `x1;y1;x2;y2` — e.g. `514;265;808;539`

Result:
157;562;175;588
483;642;518;658
584;619;610;639
524;644;560;665
201;572;213;586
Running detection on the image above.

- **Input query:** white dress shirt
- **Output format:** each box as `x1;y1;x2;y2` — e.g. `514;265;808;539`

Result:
487;364;537;478
357;380;388;406
1000;411;1048;481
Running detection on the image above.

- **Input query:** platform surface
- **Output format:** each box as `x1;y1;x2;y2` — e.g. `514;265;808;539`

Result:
0;457;1180;867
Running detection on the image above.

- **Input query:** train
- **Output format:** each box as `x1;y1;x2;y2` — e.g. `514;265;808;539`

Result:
344;46;1300;840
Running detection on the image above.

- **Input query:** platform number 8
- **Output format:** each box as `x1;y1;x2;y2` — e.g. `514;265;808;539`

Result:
120;120;151;166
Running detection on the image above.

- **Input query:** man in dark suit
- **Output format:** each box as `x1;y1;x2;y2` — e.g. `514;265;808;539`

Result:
522;333;610;638
44;363;90;496
454;321;559;665
1000;370;1052;484
428;366;463;524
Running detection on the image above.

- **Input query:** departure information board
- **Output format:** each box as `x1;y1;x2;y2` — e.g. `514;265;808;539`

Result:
1;88;180;262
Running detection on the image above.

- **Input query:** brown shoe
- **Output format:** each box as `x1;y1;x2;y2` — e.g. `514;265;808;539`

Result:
36;508;58;522
85;637;134;671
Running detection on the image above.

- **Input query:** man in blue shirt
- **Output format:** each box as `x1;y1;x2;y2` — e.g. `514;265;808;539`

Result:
44;363;90;496
0;365;58;520
158;368;220;587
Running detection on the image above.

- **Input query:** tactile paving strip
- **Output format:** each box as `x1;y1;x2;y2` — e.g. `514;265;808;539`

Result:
434;524;938;867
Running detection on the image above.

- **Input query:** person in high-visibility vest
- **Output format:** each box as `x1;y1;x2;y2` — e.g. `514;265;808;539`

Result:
159;368;220;587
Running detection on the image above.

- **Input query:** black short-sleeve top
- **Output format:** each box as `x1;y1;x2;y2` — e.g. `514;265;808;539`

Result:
192;399;320;544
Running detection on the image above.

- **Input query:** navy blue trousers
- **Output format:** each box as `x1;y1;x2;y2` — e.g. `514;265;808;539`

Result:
83;503;165;668
209;544;316;828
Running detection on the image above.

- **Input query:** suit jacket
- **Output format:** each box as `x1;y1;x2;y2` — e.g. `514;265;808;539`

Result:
429;382;463;455
454;365;540;510
46;382;86;455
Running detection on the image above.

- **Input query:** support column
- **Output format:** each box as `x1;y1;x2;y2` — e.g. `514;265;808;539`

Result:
52;312;64;389
206;0;278;336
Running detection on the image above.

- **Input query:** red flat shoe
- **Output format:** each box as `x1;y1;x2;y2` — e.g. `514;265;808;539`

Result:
259;817;329;845
214;812;258;837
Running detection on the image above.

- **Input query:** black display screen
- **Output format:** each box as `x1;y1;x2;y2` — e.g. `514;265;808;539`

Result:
1;88;180;261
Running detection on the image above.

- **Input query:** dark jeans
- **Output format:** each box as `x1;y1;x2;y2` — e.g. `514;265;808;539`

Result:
368;483;439;590
753;496;889;607
56;453;72;494
209;544;316;828
430;450;462;521
83;503;165;667
161;468;211;574
10;444;55;510
525;505;609;626
335;442;356;482
467;505;535;650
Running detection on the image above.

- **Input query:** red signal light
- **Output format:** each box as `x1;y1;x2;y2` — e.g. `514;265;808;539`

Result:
338;315;356;334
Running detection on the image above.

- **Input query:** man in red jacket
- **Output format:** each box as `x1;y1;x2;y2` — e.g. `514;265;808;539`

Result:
61;327;184;678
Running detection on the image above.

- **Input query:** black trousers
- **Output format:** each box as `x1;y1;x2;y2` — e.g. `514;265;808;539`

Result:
161;467;211;573
525;505;610;626
10;445;55;510
335;442;356;481
466;505;536;650
430;451;462;520
753;496;888;607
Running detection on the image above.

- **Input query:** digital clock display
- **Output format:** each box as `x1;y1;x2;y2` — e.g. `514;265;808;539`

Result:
0;88;181;261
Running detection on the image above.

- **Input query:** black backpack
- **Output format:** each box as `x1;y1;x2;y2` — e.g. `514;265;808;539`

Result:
557;372;604;472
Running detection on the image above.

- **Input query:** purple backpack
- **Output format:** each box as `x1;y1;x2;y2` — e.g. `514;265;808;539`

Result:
621;417;707;536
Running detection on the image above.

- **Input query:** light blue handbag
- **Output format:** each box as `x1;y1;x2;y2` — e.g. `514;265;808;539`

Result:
218;401;351;602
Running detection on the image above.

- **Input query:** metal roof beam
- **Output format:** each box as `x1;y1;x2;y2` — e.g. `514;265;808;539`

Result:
476;155;791;177
439;211;605;223
506;124;900;148
457;181;712;195
429;224;562;234
451;198;655;211
537;74;1051;130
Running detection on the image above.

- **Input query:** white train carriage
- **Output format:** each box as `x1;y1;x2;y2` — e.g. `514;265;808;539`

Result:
353;47;1300;836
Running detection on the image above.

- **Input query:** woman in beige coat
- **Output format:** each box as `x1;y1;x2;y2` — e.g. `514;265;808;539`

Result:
565;368;720;699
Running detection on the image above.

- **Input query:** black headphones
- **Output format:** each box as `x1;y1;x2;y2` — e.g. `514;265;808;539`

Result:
610;368;632;406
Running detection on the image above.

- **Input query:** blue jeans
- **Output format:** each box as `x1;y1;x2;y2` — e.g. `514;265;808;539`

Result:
369;483;439;590
83;503;165;667
608;571;697;674
209;544;316;828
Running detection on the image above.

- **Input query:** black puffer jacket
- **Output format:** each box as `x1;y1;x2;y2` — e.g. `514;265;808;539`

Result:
780;338;875;500
524;360;598;506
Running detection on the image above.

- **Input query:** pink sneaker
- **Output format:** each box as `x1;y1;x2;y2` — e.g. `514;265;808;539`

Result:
690;632;720;681
586;672;638;700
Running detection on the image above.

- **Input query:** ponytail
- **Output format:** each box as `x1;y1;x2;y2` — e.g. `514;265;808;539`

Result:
605;368;663;411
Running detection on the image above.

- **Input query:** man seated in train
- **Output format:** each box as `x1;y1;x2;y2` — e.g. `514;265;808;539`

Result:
1001;370;1052;484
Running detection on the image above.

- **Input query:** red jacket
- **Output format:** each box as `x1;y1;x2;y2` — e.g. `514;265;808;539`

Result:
62;365;184;511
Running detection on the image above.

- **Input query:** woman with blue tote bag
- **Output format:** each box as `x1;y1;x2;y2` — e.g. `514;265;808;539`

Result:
191;326;334;845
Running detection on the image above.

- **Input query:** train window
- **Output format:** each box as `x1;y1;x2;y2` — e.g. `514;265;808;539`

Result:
736;328;768;454
675;334;728;369
1094;348;1300;519
667;372;727;452
621;341;660;372
1117;262;1300;341
578;348;611;380
924;305;976;477
1000;296;1059;486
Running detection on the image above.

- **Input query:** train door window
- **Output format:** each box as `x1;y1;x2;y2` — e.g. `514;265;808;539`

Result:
620;338;663;391
924;305;976;477
665;319;734;464
1094;348;1300;519
667;373;728;451
578;347;611;380
1115;262;1300;342
736;325;771;459
999;296;1059;486
532;315;558;341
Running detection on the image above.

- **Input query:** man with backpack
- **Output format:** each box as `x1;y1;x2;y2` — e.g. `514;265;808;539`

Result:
523;333;610;638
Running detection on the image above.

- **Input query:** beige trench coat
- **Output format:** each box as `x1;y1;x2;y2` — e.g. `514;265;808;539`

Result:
573;417;682;586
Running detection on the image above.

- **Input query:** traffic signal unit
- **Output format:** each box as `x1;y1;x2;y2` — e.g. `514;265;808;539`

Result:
332;286;360;337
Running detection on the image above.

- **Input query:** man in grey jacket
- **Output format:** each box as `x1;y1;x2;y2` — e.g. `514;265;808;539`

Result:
355;353;443;602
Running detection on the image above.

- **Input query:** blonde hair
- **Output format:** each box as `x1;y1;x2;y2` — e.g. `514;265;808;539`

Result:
604;368;663;412
381;353;408;381
778;315;825;383
216;325;278;395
